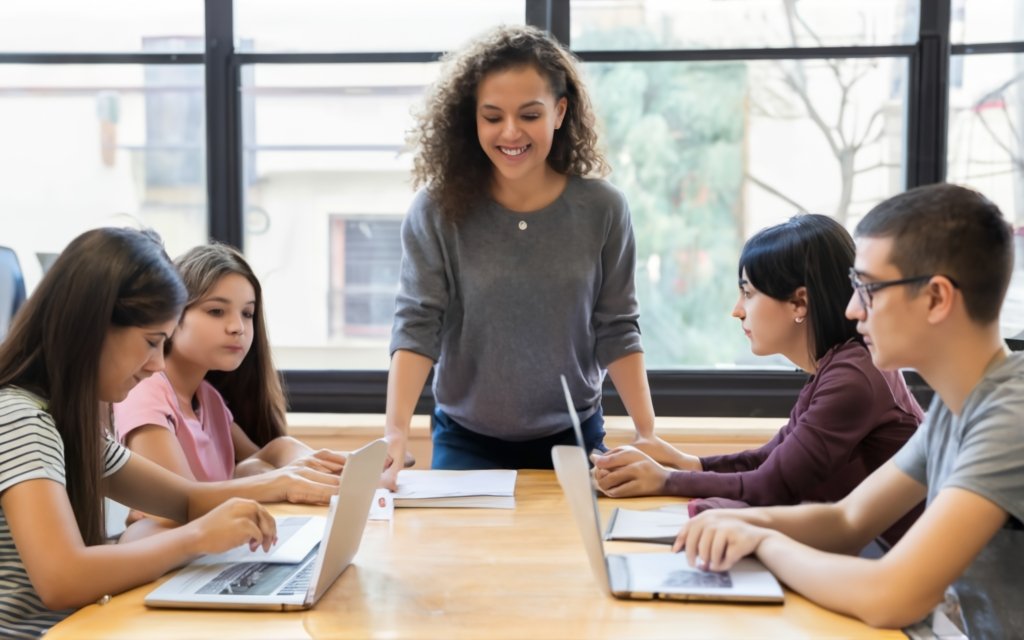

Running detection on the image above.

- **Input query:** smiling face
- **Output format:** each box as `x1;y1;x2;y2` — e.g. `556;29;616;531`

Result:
475;65;567;189
97;320;177;403
171;273;256;373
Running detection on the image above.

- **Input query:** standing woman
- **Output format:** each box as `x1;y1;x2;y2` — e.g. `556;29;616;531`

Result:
382;25;677;486
0;228;275;638
592;215;924;545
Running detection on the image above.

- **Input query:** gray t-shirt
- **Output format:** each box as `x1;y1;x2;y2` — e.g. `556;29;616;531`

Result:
0;386;131;639
390;176;642;440
893;351;1024;638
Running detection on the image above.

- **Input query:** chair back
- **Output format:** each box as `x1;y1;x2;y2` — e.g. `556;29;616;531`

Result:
0;247;27;342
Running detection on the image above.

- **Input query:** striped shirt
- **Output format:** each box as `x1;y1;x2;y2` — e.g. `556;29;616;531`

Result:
0;386;130;639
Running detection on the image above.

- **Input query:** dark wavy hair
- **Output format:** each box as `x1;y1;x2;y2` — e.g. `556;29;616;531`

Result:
0;227;186;546
855;183;1012;324
172;243;286;447
408;24;608;224
739;214;860;362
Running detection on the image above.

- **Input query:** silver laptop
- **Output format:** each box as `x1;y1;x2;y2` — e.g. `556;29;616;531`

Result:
145;438;387;611
552;375;784;603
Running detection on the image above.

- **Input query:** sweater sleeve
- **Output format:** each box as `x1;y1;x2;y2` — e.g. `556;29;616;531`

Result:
592;188;642;368
389;191;451;361
663;356;880;504
698;426;788;473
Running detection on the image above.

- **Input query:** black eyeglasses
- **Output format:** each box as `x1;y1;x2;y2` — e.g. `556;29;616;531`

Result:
848;267;960;310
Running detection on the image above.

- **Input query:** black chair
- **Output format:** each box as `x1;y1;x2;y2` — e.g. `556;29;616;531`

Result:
0;246;26;342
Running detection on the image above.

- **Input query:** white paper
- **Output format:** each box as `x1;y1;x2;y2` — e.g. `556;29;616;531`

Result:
604;507;689;544
392;469;517;508
368;487;395;520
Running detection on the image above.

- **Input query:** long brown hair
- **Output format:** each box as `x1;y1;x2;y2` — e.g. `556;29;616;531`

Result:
0;228;186;546
408;24;608;224
172;243;286;447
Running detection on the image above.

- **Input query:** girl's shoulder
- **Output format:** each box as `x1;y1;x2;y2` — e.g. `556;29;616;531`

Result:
0;385;48;414
0;386;59;443
120;372;176;408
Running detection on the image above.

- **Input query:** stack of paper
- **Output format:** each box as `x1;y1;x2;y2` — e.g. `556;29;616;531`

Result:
393;469;517;508
603;507;689;544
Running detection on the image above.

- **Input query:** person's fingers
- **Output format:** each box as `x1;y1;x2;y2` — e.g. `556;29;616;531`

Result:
313;449;348;464
296;468;341;485
380;467;399;491
708;529;728;572
685;524;701;569
672;521;689;553
597;466;635;491
604;479;642;498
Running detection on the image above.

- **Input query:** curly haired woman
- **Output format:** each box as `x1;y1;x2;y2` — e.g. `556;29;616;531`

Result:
381;25;679;486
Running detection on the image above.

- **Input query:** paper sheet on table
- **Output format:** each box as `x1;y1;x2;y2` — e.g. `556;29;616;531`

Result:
393;469;517;508
603;507;689;544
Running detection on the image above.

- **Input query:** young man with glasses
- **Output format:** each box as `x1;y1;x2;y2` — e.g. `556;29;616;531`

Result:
672;183;1023;637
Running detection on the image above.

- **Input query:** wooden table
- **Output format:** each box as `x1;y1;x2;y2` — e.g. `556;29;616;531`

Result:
49;471;903;639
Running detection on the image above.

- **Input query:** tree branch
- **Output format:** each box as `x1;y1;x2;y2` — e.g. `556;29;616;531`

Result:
745;173;810;212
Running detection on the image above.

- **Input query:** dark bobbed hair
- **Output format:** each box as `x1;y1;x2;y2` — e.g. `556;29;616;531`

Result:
740;214;860;362
855;183;1012;324
0;227;186;546
408;24;608;224
172;243;286;447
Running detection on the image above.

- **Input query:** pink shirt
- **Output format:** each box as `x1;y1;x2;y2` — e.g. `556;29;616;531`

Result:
113;373;236;482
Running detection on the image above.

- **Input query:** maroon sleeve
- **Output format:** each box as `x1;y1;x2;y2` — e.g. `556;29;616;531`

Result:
662;355;880;505
699;426;788;473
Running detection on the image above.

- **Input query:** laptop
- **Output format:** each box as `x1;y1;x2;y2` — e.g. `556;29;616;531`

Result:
552;375;784;603
145;438;387;611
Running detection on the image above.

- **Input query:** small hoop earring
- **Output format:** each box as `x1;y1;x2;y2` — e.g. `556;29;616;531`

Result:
795;317;805;324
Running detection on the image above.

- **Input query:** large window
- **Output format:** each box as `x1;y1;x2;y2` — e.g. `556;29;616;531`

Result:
2;0;1017;414
948;1;1024;340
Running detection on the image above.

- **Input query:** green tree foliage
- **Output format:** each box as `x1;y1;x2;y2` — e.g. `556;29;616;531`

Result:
579;30;751;366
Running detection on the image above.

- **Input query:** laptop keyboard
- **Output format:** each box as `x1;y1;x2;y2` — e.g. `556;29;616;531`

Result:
197;563;271;595
195;552;316;597
277;559;315;596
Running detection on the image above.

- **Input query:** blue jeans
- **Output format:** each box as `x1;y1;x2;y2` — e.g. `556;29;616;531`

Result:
431;407;608;470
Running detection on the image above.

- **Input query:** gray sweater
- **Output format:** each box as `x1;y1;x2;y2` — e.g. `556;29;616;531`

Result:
390;176;643;441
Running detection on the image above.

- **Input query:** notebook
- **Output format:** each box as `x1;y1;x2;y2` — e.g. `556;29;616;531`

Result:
145;438;387;611
553;375;784;603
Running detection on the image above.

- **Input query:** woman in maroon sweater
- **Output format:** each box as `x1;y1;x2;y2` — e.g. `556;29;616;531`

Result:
592;214;924;544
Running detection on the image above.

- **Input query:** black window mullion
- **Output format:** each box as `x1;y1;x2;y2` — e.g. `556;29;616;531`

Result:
204;0;243;249
526;0;570;45
907;0;951;188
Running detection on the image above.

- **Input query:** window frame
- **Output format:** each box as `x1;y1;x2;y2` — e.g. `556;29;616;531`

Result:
7;1;1021;415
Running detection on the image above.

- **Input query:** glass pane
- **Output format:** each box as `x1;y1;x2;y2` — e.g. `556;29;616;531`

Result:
235;0;524;52
947;52;1024;339
241;63;439;369
584;58;908;367
572;0;919;50
952;0;1024;44
0;1;203;52
0;64;208;293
